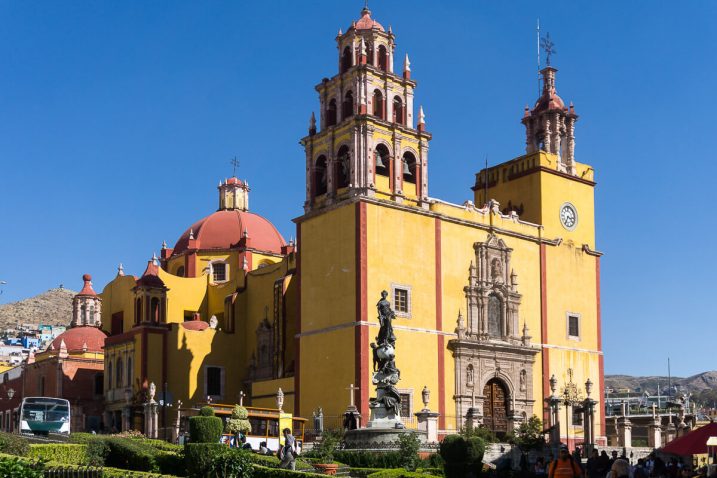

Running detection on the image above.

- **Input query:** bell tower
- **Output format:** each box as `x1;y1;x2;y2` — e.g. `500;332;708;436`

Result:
300;6;432;212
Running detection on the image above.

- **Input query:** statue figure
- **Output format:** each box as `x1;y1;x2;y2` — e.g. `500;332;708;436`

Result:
369;291;404;428
376;290;396;346
149;382;156;402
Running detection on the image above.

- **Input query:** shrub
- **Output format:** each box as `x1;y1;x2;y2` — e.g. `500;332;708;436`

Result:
104;437;159;472
226;405;252;437
253;463;326;478
208;448;254;478
68;432;97;444
200;406;216;416
465;436;485;476
0;431;30;456
398;432;421;471
367;470;437;478
311;430;341;464
508;415;545;451
0;456;44;478
189;415;223;443
86;439;110;466
439;435;468;478
331;450;403;468
27;444;87;465
185;443;226;478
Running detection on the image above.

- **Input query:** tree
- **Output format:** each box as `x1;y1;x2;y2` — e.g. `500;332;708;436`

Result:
225;405;251;437
509;415;546;451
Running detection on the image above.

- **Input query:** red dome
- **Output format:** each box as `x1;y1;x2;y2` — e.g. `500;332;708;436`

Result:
51;326;107;353
351;7;384;32
172;210;285;256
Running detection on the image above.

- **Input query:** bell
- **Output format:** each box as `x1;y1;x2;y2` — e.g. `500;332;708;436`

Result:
402;160;411;174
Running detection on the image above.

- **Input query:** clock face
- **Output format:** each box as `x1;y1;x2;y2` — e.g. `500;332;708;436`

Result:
560;203;578;231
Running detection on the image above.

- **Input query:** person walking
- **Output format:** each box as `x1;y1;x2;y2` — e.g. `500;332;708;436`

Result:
549;445;583;478
279;428;297;471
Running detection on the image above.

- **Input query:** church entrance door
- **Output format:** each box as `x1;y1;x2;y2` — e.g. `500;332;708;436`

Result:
482;378;509;435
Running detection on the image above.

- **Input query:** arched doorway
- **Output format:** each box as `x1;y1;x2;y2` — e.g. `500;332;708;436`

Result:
482;378;509;435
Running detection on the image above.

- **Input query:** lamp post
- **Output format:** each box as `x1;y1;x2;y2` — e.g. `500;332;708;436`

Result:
560;369;584;450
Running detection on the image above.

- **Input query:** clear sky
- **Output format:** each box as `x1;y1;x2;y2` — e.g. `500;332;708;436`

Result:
1;1;715;377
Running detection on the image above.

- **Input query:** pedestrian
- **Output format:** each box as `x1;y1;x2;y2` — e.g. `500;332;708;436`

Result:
278;427;297;471
549;445;583;478
610;459;631;478
587;449;602;478
535;457;547;478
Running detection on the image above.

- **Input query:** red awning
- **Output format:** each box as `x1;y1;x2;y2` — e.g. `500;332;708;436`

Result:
662;422;717;456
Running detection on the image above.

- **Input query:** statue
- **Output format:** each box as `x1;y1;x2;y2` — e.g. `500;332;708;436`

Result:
148;382;156;402
369;291;404;428
376;290;396;346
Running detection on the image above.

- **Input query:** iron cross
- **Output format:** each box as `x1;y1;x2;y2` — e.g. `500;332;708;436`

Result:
540;32;556;66
230;156;240;177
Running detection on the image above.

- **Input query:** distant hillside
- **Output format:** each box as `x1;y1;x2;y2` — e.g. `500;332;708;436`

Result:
0;288;76;331
606;372;717;406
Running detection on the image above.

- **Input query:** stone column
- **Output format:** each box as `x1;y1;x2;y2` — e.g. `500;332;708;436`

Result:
122;406;131;432
617;416;632;448
648;419;662;449
416;409;440;443
665;422;677;444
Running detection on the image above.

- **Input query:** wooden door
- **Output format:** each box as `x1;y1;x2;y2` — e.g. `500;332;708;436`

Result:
483;379;509;434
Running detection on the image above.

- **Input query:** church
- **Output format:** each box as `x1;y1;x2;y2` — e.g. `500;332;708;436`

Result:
98;6;604;445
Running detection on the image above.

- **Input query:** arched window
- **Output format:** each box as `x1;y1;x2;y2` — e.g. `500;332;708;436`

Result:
89;305;95;324
335;146;350;189
150;297;160;323
341;46;352;73
176;266;185;277
487;294;502;338
342;91;354;120
373;90;384;119
116;358;123;388
135;298;143;324
326;99;337;127
402;152;417;184
314;155;328;196
378;45;388;71
126;357;132;389
375;144;390;177
393;96;404;125
366;42;374;66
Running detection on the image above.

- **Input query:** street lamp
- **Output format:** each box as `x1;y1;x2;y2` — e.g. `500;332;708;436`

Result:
560;369;584;449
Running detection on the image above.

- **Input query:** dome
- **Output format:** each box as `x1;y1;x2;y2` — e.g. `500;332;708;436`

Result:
533;92;565;113
51;326;106;353
172;210;285;256
351;7;384;32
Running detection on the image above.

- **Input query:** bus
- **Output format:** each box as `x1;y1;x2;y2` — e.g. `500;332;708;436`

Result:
18;397;71;436
182;403;306;453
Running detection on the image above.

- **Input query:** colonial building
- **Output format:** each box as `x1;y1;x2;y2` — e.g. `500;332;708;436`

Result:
0;275;106;432
98;6;604;444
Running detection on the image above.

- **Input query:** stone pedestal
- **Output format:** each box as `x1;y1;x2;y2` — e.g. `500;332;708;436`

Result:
617;417;632;448
415;409;440;443
665;423;677;444
465;407;483;430
343;406;362;431
648;420;662;448
144;401;158;439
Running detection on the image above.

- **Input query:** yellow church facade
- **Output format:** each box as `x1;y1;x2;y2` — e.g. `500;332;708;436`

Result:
98;6;604;445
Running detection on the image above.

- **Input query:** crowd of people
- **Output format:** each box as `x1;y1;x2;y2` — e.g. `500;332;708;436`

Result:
530;445;715;478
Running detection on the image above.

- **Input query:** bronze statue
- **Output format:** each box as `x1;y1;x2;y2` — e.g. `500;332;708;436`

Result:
376;290;396;346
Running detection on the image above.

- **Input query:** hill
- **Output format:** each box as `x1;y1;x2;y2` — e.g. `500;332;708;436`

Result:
0;288;76;331
605;371;717;406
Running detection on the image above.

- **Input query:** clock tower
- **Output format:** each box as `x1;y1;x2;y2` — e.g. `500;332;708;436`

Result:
473;65;596;249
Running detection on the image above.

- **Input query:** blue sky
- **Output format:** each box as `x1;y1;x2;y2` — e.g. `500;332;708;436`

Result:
1;1;715;377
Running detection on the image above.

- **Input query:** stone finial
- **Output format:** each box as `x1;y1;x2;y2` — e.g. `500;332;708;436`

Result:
309;112;316;134
456;310;466;339
276;387;285;411
404;53;411;72
337;28;343;37
243;228;249;238
510;269;518;290
152;252;159;265
189;228;195;240
82;342;88;352
522;322;532;345
388;25;393;34
360;37;367;56
118;263;125;276
161;240;167;250
243;256;249;271
421;385;430;409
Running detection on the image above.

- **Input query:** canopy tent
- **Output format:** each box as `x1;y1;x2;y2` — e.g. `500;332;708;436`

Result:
662;422;717;456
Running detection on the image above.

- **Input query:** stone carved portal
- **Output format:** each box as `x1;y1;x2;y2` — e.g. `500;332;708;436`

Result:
447;234;539;433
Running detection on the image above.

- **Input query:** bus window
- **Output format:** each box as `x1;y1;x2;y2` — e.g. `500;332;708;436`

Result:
249;417;267;437
268;419;279;437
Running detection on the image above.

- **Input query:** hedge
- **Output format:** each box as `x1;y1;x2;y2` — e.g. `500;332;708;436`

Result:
188;415;223;443
185;443;225;478
332;450;404;469
27;443;88;465
0;455;44;478
253;464;326;478
0;431;30;456
368;470;438;478
343;467;385;477
250;453;315;471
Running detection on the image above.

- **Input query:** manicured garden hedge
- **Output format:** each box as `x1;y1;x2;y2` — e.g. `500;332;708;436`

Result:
253;463;326;478
27;443;88;465
0;431;29;456
185;443;225;478
188;415;223;443
367;469;440;478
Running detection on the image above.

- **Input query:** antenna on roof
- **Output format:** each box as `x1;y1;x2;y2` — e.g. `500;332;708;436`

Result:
230;156;240;178
536;18;541;97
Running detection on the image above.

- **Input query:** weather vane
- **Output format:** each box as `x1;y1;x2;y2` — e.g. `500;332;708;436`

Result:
230;156;240;177
540;32;556;66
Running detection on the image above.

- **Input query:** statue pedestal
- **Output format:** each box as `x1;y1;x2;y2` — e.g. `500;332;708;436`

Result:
648;420;662;448
343;426;427;449
367;404;404;429
343;405;362;431
415;409;440;443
